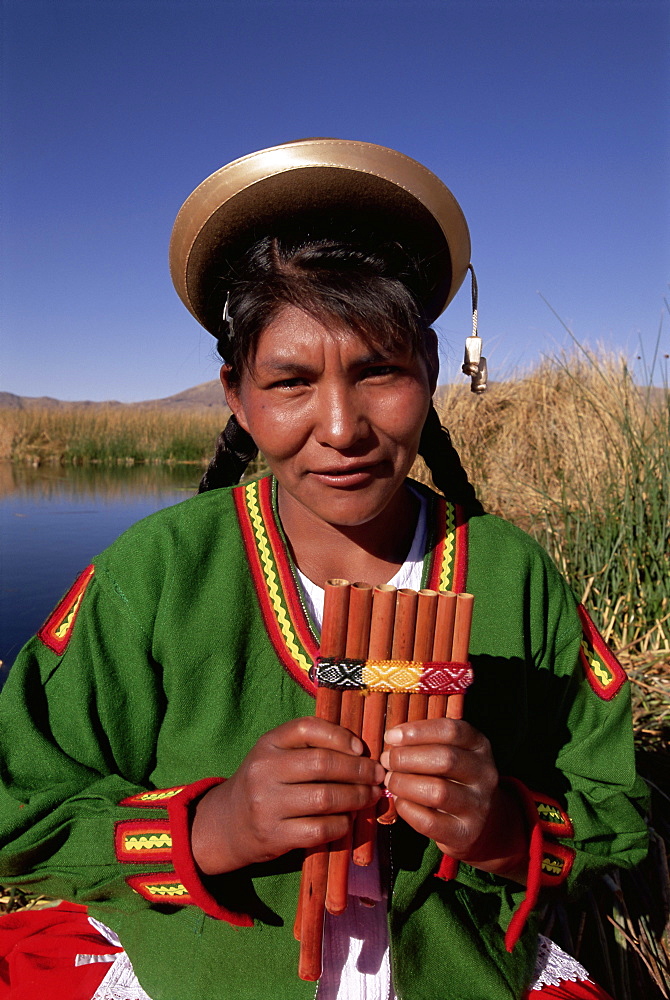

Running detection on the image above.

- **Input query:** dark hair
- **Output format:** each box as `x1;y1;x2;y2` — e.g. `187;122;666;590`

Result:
198;232;483;515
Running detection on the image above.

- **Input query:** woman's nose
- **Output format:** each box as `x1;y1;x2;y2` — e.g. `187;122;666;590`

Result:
314;386;370;449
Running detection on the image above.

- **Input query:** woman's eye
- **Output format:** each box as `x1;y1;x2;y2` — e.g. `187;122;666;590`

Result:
270;377;308;389
362;365;400;379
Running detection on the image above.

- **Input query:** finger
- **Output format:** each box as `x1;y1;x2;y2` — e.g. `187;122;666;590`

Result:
394;798;473;855
384;770;472;815
278;814;353;850
275;747;385;786
268;717;366;755
380;744;492;786
384;718;489;752
277;780;384;818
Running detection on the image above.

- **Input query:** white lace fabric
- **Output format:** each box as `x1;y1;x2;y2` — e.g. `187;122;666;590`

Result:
528;934;591;990
74;918;154;1000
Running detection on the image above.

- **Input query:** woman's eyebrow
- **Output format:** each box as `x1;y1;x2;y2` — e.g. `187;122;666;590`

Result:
255;360;317;376
255;351;393;375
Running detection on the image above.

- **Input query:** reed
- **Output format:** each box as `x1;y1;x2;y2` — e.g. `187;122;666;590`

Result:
0;405;225;466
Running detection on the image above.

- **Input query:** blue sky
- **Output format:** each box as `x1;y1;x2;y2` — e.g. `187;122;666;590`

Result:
2;0;668;402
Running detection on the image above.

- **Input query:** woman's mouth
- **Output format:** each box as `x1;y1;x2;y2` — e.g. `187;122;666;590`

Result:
309;464;380;488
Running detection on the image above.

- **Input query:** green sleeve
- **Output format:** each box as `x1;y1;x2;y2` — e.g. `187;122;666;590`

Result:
0;561;244;924
0;561;167;904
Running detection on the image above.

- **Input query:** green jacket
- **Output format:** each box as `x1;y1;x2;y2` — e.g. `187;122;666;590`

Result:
0;477;648;1000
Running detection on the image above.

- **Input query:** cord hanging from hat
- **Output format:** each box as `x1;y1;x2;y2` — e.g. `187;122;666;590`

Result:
462;265;487;393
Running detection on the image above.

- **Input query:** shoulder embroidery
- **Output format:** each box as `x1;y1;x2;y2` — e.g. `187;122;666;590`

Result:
234;477;319;693
37;564;95;655
424;496;469;593
576;604;627;701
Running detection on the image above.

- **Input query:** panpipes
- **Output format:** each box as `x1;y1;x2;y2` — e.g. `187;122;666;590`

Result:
295;579;475;981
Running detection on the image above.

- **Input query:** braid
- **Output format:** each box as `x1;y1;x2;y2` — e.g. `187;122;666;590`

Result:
418;404;484;515
198;414;258;493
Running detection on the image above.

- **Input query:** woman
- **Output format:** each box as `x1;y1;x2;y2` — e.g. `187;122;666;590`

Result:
0;140;647;1000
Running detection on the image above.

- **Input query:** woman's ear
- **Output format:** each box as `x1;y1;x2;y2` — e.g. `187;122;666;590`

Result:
220;365;251;433
424;328;440;394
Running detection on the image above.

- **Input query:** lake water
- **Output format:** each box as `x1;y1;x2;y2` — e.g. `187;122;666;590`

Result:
0;462;203;673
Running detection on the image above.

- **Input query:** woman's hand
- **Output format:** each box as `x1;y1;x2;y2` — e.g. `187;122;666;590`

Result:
380;719;529;884
191;717;384;875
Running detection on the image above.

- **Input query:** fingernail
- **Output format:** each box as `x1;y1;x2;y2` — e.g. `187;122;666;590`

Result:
379;751;390;769
383;771;393;788
350;737;364;754
384;728;403;745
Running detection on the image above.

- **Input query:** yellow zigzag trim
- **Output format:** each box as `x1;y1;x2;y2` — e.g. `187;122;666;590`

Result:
439;503;456;591
537;803;563;824
581;641;612;687
245;483;312;676
54;592;85;639
541;856;564;876
124;833;172;851
135;788;183;802
146;882;188;897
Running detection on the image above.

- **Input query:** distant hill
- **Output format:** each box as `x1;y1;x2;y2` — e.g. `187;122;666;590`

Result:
0;380;226;410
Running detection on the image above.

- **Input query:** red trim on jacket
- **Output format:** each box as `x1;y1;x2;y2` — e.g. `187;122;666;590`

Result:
452;504;469;594
576;604;627;701
529;790;574;839
119;778;253;927
115;820;173;863
257;476;319;665
435;778;575;953
37;565;95;655
165;777;254;926
233;484;317;696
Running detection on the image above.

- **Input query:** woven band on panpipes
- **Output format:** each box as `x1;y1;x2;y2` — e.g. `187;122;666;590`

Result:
312;658;473;693
295;580;475;981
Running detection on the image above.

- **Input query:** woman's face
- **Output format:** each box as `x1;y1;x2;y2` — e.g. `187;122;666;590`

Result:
222;305;435;530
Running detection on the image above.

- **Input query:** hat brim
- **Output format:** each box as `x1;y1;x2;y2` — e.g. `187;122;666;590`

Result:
169;139;471;335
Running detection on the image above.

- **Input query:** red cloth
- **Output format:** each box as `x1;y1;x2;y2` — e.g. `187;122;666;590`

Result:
0;902;121;1000
0;904;615;1000
526;980;615;999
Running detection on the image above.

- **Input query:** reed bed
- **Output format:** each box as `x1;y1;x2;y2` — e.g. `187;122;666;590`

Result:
0;405;227;465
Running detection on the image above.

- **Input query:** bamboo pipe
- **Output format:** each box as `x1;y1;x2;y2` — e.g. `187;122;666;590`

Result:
352;584;397;866
326;583;373;915
376;588;418;825
297;579;351;981
446;593;474;720
407;590;438;722
427;591;457;719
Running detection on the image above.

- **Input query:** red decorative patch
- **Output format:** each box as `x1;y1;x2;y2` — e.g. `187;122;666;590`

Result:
120;786;185;808
37;565;95;654
424;499;469;594
540;842;575;886
126;872;193;904
576;604;627;701
115;820;173;863
530;790;574;838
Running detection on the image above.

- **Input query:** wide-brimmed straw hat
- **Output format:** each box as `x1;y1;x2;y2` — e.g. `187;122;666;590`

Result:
169;138;471;336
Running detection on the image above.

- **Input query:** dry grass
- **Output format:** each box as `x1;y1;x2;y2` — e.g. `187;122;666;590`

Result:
0;405;227;465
